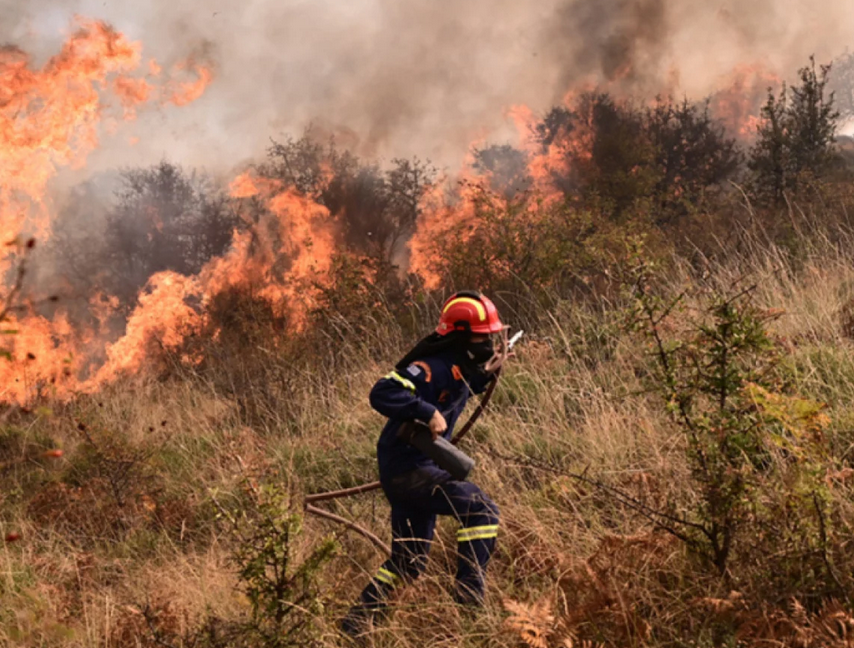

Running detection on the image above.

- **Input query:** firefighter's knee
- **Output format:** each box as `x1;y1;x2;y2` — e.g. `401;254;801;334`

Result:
480;494;499;523
469;489;499;524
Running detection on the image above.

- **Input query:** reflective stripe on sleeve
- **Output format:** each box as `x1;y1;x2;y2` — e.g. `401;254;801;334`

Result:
457;524;499;542
385;371;417;393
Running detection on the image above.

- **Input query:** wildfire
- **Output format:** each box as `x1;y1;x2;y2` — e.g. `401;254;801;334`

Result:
224;172;336;315
0;18;212;403
85;171;337;385
710;63;780;141
408;95;595;287
0;15;802;406
89;272;203;385
0;20;141;246
408;177;478;290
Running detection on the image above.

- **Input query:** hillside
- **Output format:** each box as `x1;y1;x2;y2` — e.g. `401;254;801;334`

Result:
4;232;854;647
5;16;854;648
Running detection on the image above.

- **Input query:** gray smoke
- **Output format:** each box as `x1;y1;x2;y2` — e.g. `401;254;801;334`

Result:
2;0;854;174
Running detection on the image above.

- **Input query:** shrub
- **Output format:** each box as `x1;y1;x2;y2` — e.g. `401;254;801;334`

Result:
625;251;834;591
210;480;337;647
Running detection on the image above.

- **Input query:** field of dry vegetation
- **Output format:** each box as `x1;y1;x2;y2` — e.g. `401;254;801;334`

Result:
6;227;854;648
7;23;854;647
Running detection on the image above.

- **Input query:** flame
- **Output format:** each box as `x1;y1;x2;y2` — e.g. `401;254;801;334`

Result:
710;63;780;141
166;59;214;107
227;173;335;283
0;18;212;403
408;178;475;290
409;94;598;286
0;310;77;403
0;20;143;246
0;14;334;398
89;272;203;384
113;75;154;118
222;172;336;314
0;18;801;404
77;171;338;383
507;103;588;203
409;62;781;287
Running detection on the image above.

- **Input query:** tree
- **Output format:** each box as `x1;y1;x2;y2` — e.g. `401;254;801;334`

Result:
644;98;741;226
525;95;740;228
577;94;659;222
262;132;434;273
788;57;840;176
103;161;239;305
748;86;789;206
748;57;840;206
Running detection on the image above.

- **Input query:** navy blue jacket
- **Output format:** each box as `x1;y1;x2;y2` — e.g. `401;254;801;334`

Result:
371;349;493;482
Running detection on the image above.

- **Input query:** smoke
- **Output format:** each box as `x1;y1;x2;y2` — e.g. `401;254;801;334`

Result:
1;0;853;172
0;0;852;402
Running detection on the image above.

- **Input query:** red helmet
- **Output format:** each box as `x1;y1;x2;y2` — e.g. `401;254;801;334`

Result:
436;291;504;336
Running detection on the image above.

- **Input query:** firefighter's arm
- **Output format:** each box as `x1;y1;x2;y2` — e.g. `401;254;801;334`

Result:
369;365;439;425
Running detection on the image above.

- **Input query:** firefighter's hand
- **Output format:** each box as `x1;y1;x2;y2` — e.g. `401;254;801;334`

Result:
429;410;447;440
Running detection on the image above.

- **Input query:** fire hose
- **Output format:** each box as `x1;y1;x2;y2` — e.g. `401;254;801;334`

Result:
304;369;502;555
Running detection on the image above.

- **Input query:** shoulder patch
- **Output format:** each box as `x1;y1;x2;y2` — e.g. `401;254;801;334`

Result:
413;360;432;382
452;365;463;381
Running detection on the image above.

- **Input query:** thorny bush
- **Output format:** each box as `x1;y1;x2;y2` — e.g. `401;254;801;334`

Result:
210;480;337;647
624;248;840;601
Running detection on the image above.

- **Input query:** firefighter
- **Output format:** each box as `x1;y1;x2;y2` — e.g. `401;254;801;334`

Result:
341;290;511;638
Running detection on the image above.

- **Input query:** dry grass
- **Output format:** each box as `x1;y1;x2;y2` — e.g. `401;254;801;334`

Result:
4;237;854;646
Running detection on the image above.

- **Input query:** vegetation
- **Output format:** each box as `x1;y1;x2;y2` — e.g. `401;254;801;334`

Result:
5;54;854;647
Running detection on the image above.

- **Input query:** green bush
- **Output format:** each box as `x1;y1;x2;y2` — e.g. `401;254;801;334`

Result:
625;252;834;591
210;480;337;647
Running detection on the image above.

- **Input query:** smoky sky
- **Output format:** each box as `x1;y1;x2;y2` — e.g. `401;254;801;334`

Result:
3;0;854;175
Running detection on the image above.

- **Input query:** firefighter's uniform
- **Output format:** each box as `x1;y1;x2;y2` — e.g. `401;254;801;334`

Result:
348;348;500;621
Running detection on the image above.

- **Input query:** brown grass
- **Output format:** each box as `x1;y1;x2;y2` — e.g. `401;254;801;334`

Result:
4;234;854;646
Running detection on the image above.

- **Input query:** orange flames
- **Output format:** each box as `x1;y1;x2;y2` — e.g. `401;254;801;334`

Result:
408;177;480;290
408;95;595;286
87;172;336;385
0;18;212;403
710;64;780;140
0;20;142;246
0;17;793;405
166;59;214;107
224;172;335;309
90;272;203;384
0;17;336;402
408;63;781;286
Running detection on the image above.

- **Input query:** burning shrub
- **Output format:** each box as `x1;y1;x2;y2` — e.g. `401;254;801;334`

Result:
512;93;740;227
261;132;435;272
411;179;641;325
102;161;240;307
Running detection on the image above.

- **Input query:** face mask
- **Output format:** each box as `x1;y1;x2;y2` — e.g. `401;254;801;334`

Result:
466;338;494;365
